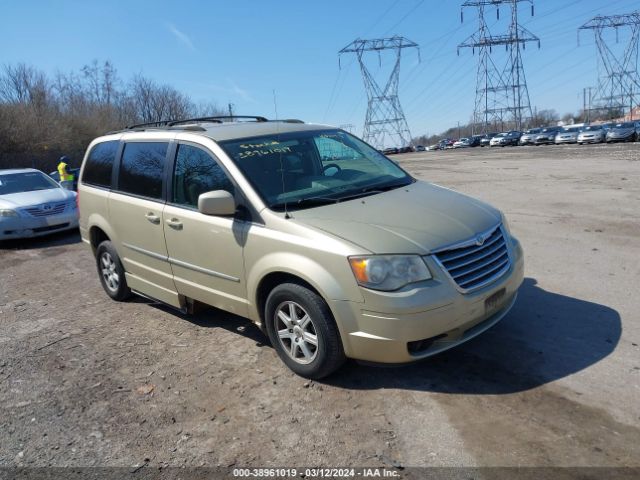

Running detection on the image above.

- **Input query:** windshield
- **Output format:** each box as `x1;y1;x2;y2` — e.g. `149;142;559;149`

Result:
219;129;414;211
583;126;602;131
615;122;634;128
0;171;59;195
562;127;581;132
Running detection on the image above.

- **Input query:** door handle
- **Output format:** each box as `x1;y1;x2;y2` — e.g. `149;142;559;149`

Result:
145;212;160;224
166;218;183;230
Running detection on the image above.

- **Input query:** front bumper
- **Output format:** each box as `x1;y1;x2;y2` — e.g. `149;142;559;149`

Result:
606;133;635;142
555;137;577;144
331;237;525;363
578;135;603;143
0;211;79;240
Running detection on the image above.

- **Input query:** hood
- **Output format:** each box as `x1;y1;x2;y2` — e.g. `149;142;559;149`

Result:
291;181;501;254
0;187;75;209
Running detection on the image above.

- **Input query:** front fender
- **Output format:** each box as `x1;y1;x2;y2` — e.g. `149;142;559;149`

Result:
246;251;364;323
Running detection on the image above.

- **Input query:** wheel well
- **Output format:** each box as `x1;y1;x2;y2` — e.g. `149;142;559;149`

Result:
89;226;110;256
255;272;321;326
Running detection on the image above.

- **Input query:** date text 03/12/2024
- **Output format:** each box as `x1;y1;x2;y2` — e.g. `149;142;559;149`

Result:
232;468;400;477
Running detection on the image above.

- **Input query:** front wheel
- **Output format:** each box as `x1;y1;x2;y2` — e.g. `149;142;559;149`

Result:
265;283;345;379
96;241;131;301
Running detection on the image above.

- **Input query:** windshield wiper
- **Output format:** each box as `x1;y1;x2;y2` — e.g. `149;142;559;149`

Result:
270;196;339;211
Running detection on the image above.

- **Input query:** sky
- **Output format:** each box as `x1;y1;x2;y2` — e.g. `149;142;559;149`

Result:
2;0;639;139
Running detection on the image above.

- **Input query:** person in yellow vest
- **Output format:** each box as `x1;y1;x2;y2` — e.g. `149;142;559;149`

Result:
57;156;74;190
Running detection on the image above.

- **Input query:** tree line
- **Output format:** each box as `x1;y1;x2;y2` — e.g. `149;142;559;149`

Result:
0;61;222;171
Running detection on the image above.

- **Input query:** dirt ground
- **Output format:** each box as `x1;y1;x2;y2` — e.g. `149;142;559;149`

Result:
1;142;639;471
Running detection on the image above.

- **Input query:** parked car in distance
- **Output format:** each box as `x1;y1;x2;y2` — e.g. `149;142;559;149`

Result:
0;168;78;241
534;126;562;145
399;146;414;153
577;125;606;144
480;133;499;147
382;147;399;155
453;138;471;148
490;131;521;147
606;122;638;143
415;145;426;152
78;116;523;379
426;144;440;151
555;126;582;144
469;135;483;147
519;128;542;145
439;138;455;149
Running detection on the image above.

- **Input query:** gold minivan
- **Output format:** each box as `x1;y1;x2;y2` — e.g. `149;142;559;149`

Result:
78;116;524;378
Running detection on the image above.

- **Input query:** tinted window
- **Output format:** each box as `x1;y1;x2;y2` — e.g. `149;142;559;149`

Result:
118;142;167;199
82;141;119;187
172;144;234;208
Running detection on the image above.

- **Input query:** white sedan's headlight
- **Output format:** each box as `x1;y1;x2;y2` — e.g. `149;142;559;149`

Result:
348;255;432;291
0;209;18;218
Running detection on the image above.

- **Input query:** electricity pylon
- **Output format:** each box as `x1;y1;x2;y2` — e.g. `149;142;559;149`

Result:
339;36;419;149
579;11;640;120
458;0;539;133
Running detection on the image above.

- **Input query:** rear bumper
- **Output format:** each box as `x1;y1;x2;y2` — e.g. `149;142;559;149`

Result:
331;236;525;363
0;212;79;240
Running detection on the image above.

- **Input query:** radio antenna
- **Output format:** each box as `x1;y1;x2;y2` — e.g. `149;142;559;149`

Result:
273;89;290;219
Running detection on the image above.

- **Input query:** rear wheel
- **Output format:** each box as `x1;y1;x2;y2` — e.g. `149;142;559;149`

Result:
265;282;345;379
96;241;131;301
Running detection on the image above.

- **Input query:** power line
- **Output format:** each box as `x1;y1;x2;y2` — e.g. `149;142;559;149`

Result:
458;0;540;133
579;10;640;120
339;36;419;148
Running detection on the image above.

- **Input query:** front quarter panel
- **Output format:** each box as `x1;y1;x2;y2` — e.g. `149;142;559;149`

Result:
243;216;366;324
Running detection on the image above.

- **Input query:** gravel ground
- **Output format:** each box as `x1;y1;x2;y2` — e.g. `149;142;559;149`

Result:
1;142;639;471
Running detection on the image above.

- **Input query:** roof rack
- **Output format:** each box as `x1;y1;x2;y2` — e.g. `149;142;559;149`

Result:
125;120;175;129
111;115;305;135
168;115;268;126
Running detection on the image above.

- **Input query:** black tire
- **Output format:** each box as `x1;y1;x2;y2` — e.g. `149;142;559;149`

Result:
265;282;345;379
96;240;131;301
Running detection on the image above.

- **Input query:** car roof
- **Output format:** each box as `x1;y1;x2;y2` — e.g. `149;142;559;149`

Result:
0;168;42;175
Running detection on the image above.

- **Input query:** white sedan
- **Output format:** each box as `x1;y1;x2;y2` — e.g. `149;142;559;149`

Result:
0;168;79;240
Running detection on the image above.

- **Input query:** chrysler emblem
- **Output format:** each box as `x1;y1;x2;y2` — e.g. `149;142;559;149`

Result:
42;204;52;211
475;235;485;246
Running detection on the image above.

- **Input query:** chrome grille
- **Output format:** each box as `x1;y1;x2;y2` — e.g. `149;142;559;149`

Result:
433;225;510;292
24;202;67;217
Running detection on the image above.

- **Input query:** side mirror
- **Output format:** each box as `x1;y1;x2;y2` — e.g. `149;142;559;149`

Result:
198;190;236;216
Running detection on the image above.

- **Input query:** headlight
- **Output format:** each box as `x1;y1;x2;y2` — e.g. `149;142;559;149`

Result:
348;255;431;291
0;209;18;217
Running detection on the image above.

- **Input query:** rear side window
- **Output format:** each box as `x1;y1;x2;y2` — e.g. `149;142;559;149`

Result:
82;140;119;188
118;142;168;199
172;144;234;208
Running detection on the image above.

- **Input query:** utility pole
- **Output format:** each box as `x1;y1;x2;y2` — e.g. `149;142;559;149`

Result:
339;36;419;149
228;103;234;120
579;11;640;121
458;0;540;133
